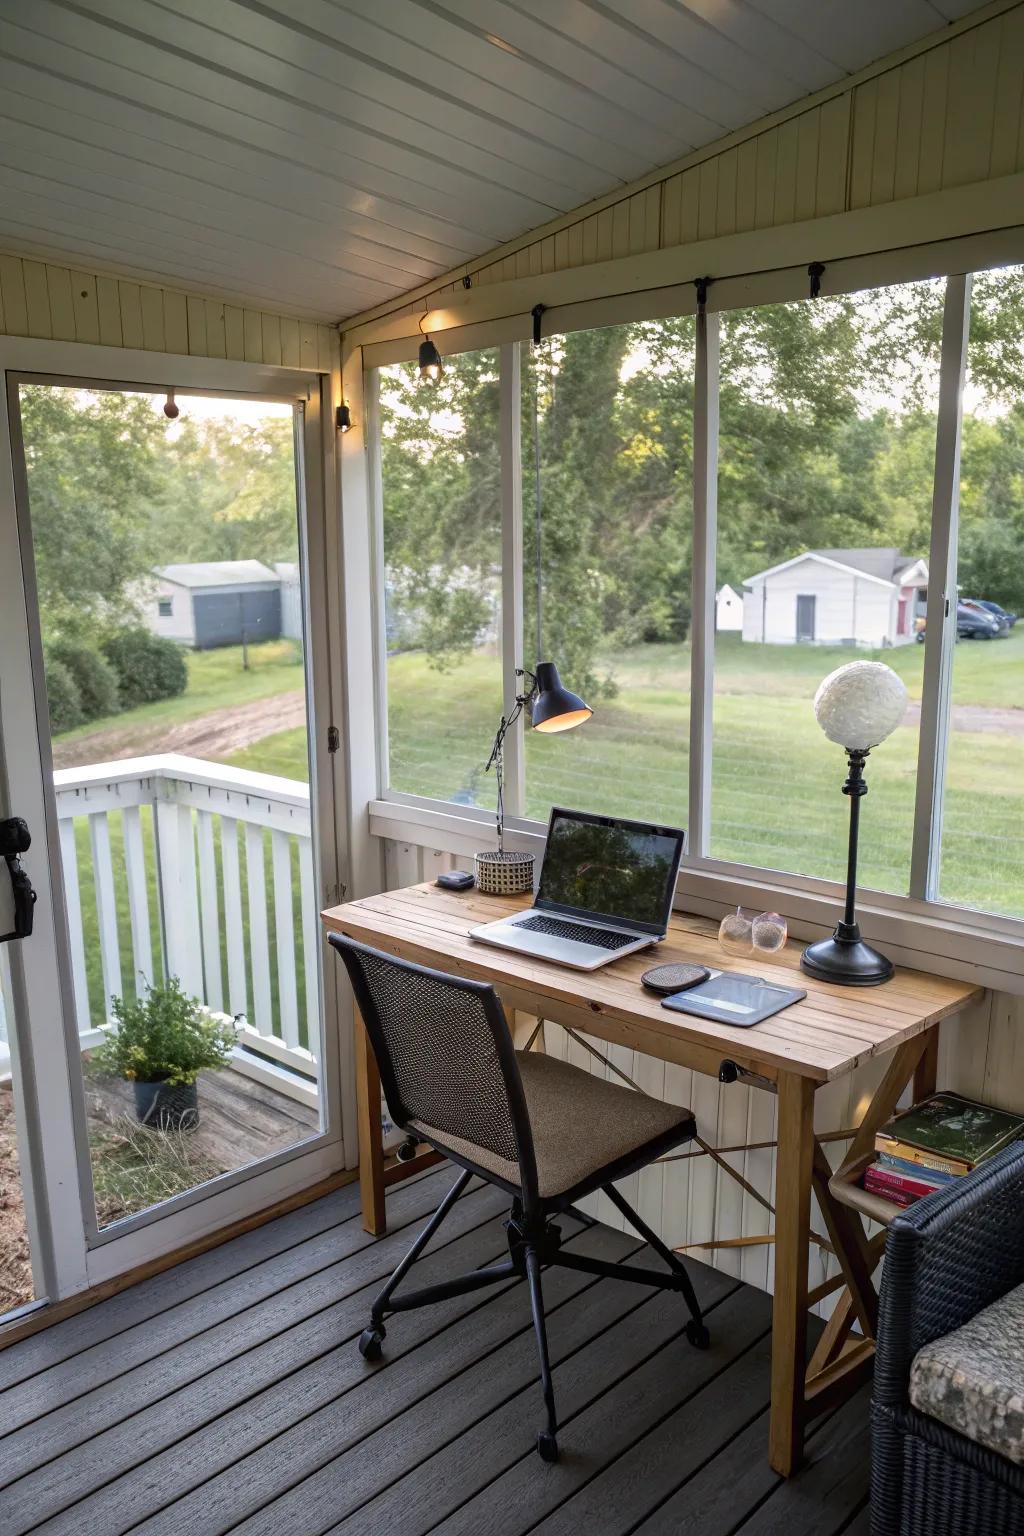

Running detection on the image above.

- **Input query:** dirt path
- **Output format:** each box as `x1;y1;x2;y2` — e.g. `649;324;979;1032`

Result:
51;688;1023;773
901;700;1024;736
53;690;307;769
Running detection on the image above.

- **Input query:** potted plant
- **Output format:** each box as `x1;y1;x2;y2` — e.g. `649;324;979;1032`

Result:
89;979;236;1131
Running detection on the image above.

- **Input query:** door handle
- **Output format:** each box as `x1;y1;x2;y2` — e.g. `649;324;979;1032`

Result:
0;817;36;942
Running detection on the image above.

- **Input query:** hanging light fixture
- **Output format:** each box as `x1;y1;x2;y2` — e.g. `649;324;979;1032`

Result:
418;310;443;385
336;403;352;432
163;389;179;420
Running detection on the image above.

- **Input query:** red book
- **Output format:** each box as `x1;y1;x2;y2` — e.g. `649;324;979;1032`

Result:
864;1162;943;1205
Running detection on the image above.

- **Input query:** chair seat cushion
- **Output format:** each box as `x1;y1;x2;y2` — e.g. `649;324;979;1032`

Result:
909;1280;1024;1465
412;1049;694;1200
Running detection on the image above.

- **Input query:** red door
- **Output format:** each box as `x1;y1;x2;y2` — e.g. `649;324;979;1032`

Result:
897;597;908;637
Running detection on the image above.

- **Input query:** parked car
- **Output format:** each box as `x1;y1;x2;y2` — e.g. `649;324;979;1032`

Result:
916;605;1003;642
957;602;1002;639
970;598;1017;629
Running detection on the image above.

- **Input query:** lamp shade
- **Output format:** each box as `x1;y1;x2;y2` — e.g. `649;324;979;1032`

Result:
531;661;592;733
813;661;908;750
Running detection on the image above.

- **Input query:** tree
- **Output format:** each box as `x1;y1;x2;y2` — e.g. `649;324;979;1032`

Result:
379;349;501;672
19;385;165;635
152;414;298;566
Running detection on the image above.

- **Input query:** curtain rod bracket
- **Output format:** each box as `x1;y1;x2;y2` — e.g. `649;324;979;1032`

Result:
808;261;826;299
531;303;547;345
694;275;713;315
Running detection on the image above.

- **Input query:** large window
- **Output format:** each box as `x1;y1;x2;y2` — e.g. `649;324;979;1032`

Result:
522;320;695;826
378;349;501;810
939;265;1024;920
371;257;1024;939
711;280;942;895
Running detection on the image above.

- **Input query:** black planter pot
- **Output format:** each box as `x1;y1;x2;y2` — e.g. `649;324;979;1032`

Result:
133;1078;199;1131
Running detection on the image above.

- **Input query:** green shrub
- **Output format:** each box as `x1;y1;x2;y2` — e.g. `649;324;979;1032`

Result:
44;657;84;733
102;628;187;709
48;639;120;721
89;979;235;1087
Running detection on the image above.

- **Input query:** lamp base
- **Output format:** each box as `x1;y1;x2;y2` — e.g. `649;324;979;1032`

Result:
801;924;894;987
475;850;534;896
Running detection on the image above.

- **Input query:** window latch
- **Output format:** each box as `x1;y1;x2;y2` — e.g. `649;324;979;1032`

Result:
327;725;340;754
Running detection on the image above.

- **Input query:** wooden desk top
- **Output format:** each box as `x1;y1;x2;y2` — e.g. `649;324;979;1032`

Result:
322;883;983;1085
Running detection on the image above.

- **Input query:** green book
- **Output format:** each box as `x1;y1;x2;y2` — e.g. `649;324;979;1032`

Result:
875;1092;1024;1173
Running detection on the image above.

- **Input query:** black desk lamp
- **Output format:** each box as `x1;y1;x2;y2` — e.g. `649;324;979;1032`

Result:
476;662;592;894
800;661;908;986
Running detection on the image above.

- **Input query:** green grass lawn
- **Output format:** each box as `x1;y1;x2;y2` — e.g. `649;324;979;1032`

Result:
52;629;1024;1036
235;631;1023;920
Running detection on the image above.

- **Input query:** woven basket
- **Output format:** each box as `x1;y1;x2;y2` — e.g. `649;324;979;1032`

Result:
475;850;535;896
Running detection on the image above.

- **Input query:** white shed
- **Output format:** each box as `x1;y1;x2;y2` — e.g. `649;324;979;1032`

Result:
741;549;928;648
274;562;303;643
715;583;744;631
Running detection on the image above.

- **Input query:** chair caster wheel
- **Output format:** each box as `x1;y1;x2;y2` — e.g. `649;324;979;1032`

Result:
685;1319;710;1350
358;1326;385;1361
537;1431;559;1463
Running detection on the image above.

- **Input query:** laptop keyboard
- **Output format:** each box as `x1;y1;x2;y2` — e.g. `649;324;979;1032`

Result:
518;915;637;951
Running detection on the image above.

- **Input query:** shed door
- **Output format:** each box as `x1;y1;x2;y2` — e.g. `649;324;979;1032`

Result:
796;594;816;642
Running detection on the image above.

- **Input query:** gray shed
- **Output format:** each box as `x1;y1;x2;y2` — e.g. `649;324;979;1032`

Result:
146;561;282;650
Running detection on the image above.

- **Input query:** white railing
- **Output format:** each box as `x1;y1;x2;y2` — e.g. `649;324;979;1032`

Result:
43;753;319;1104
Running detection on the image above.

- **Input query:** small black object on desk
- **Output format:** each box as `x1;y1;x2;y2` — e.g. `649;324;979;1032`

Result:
436;870;475;892
641;962;710;996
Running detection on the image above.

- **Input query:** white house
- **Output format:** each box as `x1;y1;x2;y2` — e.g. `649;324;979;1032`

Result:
741;549;928;648
138;560;283;650
715;583;743;631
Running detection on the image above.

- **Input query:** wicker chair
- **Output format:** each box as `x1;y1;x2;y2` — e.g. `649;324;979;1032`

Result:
871;1140;1024;1536
329;933;709;1462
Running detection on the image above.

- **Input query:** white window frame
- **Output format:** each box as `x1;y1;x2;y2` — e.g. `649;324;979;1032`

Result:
362;236;1024;997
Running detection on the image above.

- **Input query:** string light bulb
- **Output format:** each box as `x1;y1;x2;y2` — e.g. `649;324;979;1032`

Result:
163;389;179;420
418;311;443;385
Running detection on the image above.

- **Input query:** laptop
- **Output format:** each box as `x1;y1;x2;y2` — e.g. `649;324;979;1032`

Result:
469;807;685;971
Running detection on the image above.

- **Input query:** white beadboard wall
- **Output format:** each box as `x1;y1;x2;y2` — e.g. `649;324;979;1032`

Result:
0;253;339;373
382;835;1019;1308
344;0;1024;332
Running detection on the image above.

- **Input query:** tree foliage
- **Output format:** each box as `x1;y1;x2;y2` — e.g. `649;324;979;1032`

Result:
19;388;298;641
379;266;1024;690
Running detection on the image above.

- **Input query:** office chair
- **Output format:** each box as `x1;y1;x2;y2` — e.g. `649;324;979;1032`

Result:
329;933;709;1463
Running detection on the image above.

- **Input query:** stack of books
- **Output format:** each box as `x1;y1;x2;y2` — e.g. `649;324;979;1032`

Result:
863;1092;1024;1208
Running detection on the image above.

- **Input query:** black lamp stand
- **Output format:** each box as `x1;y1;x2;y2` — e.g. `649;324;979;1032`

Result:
800;748;894;987
485;669;536;852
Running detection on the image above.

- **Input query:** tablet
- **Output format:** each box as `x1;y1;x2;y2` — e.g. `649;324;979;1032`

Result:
661;971;806;1027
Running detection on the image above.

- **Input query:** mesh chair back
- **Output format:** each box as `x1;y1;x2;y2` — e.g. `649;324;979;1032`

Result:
329;934;537;1194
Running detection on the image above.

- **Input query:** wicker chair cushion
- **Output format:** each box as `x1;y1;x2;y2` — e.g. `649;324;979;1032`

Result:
909;1280;1024;1465
411;1050;694;1199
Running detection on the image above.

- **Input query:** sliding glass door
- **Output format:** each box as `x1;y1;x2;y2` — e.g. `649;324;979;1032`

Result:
0;346;345;1306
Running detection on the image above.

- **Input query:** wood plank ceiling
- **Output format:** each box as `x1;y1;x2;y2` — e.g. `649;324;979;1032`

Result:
0;0;991;323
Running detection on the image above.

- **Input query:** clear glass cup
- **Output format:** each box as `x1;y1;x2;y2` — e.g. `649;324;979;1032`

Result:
718;906;754;956
752;910;788;954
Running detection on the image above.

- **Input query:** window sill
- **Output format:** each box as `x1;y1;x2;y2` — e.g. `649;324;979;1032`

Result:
368;795;1022;997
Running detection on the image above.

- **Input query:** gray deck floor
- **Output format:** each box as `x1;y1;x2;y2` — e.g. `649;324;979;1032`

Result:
0;1166;871;1535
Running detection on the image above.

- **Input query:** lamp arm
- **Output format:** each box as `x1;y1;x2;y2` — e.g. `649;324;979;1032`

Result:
484;672;538;852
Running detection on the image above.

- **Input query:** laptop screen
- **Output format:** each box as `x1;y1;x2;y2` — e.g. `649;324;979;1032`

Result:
536;808;684;935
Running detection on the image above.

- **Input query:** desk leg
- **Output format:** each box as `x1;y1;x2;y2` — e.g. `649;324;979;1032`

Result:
769;1071;816;1477
354;1011;386;1236
913;1025;939;1103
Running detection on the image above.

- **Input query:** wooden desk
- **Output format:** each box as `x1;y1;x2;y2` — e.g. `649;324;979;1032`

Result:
322;883;982;1476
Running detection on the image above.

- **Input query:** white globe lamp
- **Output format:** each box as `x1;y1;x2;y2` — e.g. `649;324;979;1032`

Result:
800;662;908;987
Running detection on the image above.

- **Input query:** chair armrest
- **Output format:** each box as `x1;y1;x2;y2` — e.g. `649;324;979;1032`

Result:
873;1140;1024;1408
